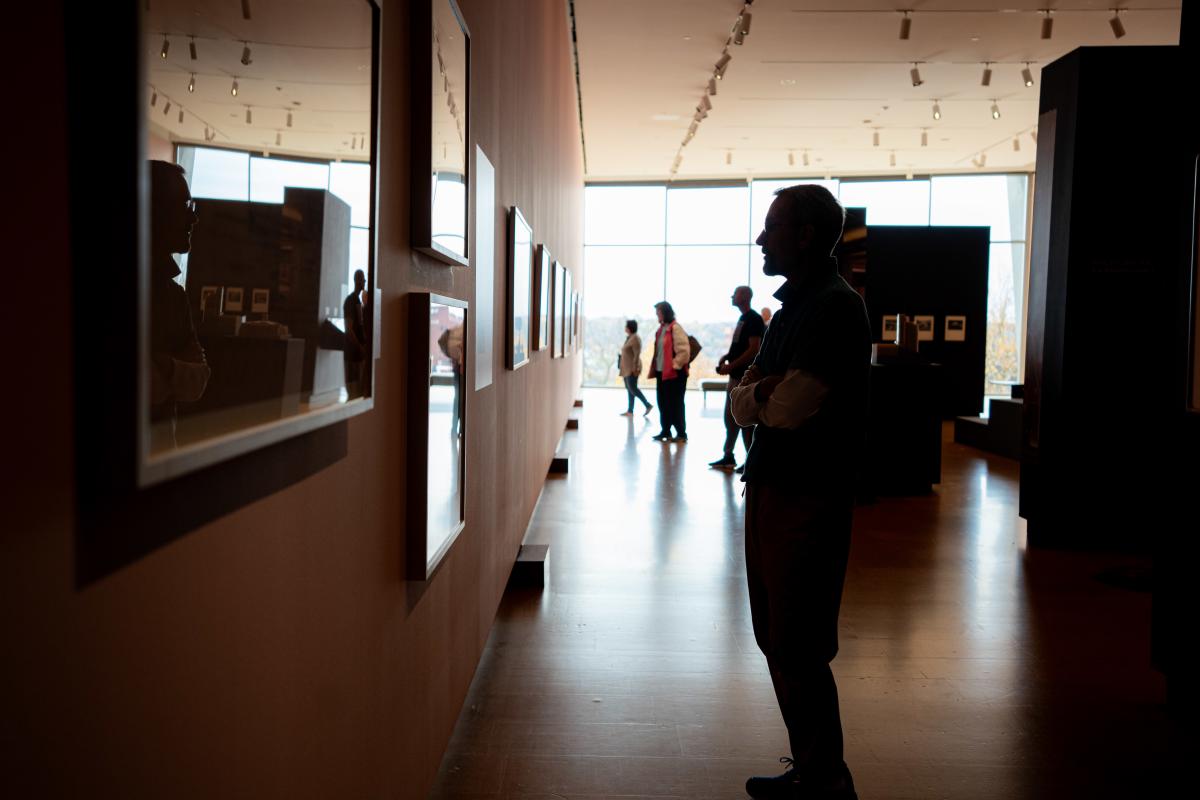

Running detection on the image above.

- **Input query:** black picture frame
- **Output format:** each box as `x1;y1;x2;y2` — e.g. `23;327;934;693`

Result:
412;0;471;267
66;0;381;583
407;292;468;581
534;244;552;352
506;207;533;370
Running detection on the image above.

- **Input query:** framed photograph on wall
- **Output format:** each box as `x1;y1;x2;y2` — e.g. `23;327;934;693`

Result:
915;315;934;341
412;0;471;266
506;207;532;369
554;262;567;358
67;0;382;581
945;315;967;342
407;292;468;580
534;244;552;352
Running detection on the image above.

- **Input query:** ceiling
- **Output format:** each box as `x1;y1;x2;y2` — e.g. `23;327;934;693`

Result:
145;0;373;161
573;0;1182;181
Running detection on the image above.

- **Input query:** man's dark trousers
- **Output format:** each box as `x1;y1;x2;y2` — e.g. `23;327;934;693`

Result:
744;482;853;775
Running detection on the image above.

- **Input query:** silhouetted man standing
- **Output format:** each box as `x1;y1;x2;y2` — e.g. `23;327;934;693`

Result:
344;269;367;399
731;184;871;800
148;160;210;451
709;285;764;470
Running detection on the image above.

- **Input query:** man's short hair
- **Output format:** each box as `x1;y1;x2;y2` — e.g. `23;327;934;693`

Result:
773;184;846;256
354;269;366;281
150;159;187;199
736;285;753;301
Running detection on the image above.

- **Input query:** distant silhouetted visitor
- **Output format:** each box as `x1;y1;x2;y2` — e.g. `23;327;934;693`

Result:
761;306;773;326
148;160;210;451
618;319;652;417
709;285;764;471
647;301;690;442
344;269;367;399
731;184;871;800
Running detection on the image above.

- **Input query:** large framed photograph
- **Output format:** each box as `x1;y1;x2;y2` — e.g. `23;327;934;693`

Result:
506;207;532;369
66;0;381;579
412;0;471;266
407;292;468;580
534;244;552;352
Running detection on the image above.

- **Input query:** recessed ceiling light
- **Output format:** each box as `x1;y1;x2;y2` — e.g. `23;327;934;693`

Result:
970;36;980;42
683;35;692;41
780;79;796;86
651;114;680;121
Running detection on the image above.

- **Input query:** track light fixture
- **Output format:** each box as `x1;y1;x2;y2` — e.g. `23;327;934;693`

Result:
700;94;712;112
708;78;717;96
910;64;923;87
803;150;810;167
1041;10;1053;40
872;130;880;147
920;130;928;147
163;100;171;115
231;79;239;97
241;43;253;66
991;101;1001;120
715;50;731;79
287;111;293;128
1030;129;1038;142
178;109;184;123
742;10;752;35
188;74;195;93
246;107;252;124
189;37;197;60
979;152;988;167
1022;64;1035;87
788;151;795;166
733;19;745;46
276;132;282;146
1013;137;1021;152
981;63;992;87
150;90;157;107
899;11;912;40
160;38;169;59
725;151;733;166
932;101;941;121
1110;9;1126;39
889;151;896;167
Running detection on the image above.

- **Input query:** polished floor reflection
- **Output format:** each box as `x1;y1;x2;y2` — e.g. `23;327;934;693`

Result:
431;388;1174;799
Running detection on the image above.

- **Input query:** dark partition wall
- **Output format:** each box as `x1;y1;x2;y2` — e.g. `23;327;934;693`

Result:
863;225;991;417
1021;46;1196;551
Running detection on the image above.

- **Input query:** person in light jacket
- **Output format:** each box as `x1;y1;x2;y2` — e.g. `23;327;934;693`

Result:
619;319;653;416
646;301;690;442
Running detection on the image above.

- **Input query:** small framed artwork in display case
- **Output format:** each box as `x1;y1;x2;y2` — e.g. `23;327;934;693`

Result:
945;315;967;342
407;292;468;580
225;287;245;314
506;207;532;369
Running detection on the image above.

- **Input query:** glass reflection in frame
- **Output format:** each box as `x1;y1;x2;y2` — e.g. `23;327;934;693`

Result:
430;0;469;260
428;298;467;565
536;244;552;351
508;207;532;369
142;0;377;480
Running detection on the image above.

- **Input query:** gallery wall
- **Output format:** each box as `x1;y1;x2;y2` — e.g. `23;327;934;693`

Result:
0;1;584;798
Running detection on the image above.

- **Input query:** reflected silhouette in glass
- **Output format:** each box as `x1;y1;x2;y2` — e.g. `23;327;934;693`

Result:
149;160;211;451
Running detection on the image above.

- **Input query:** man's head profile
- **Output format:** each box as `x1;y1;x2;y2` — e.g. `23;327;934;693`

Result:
756;184;845;280
149;160;197;257
353;269;366;292
731;285;752;310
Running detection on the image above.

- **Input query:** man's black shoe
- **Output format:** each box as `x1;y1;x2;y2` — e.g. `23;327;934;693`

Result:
709;454;737;469
672;434;688;443
745;759;857;800
652;432;671;441
734;464;745;475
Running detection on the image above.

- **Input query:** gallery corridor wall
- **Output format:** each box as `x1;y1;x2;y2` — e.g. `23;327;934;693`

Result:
0;1;585;798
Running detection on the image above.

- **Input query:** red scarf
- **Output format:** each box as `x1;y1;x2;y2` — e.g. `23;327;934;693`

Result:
659;323;678;380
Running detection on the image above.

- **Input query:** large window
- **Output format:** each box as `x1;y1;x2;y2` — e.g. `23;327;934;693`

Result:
176;145;372;301
583;175;1029;395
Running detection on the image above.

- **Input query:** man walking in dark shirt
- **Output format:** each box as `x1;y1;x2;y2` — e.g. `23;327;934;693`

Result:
343;269;367;399
731;184;871;800
709;285;764;470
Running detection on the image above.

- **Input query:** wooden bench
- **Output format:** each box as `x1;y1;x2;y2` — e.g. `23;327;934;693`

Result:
700;379;727;407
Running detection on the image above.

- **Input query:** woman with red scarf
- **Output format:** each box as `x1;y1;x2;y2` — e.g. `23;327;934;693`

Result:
646;301;691;442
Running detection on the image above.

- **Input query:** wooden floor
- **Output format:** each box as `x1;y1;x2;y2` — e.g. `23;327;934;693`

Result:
431;388;1174;799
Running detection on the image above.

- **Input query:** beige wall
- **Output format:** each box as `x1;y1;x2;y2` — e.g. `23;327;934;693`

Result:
0;1;584;797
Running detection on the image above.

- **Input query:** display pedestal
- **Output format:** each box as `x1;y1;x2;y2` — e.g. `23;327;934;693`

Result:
862;362;943;496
